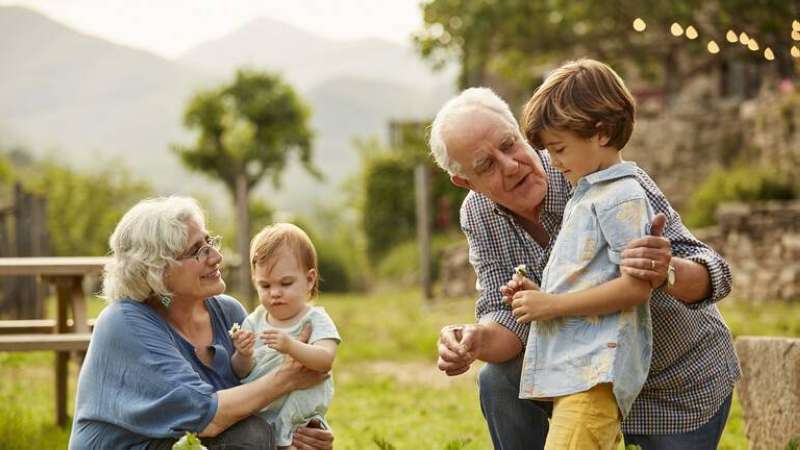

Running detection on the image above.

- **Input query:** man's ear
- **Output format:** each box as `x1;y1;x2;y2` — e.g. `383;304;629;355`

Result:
450;174;472;190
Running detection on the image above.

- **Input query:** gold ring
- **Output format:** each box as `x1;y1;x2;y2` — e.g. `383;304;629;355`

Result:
650;260;656;270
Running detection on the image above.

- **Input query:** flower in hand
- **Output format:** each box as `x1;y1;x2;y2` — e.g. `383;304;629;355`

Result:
507;290;558;323
262;329;294;353
232;329;255;358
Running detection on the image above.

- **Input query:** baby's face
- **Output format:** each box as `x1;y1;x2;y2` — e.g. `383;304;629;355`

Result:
252;246;315;321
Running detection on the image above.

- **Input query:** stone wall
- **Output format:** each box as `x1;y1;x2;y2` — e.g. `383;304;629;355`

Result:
696;201;800;302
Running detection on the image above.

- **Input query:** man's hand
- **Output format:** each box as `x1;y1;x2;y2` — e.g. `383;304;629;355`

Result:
437;324;483;376
261;329;293;353
508;290;559;323
231;330;255;358
293;422;334;450
621;212;671;289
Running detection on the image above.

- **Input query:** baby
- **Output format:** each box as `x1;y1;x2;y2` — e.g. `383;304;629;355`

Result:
230;223;340;449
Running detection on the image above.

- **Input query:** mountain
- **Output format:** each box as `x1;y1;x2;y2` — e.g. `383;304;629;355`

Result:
177;17;452;91
0;6;456;212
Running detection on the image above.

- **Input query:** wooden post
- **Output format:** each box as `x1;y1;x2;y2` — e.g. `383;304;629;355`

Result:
54;278;71;427
415;164;433;301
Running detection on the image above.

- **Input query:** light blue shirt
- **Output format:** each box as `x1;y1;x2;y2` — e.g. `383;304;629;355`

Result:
69;295;246;450
519;162;654;417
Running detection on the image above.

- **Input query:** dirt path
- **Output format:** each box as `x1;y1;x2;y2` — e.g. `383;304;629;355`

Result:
338;360;481;389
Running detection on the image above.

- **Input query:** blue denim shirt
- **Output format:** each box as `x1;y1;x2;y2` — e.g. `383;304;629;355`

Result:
519;162;654;418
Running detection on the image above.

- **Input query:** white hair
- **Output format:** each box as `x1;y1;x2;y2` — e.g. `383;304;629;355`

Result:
429;87;520;176
102;196;206;302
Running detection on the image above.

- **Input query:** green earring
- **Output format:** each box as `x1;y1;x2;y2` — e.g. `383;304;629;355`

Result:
160;295;172;309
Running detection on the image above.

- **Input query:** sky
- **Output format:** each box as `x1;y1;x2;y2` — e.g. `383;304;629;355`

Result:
0;0;426;58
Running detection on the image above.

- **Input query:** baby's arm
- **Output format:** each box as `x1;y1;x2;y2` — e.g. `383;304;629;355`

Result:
231;329;255;378
262;330;338;372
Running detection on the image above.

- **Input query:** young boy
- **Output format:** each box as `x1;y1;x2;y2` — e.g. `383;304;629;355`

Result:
229;223;340;450
509;59;658;450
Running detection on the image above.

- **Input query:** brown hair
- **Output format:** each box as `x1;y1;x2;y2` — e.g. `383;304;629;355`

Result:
521;58;636;151
250;223;319;297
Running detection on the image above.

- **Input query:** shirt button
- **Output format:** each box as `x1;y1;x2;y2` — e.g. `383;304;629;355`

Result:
607;342;618;348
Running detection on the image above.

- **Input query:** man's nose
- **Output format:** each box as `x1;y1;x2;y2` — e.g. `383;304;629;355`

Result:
497;152;519;175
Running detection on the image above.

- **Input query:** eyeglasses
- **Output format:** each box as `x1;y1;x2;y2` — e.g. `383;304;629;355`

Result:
178;235;222;262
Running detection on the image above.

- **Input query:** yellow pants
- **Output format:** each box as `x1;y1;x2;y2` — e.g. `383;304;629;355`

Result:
544;383;621;450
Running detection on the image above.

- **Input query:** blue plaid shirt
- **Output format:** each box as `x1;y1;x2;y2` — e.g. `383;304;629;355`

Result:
461;150;741;434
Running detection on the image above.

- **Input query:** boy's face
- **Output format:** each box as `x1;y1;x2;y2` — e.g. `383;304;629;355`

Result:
445;107;549;221
252;246;316;322
539;128;616;186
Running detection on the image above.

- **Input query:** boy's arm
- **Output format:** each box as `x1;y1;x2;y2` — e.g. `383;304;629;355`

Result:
510;274;651;322
284;339;338;373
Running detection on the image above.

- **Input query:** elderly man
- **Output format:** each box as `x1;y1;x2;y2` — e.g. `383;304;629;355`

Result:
430;88;739;450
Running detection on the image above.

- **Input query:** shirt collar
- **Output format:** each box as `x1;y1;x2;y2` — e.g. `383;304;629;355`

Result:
580;161;639;186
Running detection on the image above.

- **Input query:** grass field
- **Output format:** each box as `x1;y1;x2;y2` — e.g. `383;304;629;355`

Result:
1;290;799;449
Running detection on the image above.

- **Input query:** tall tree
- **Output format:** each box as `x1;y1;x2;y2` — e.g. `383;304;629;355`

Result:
174;69;318;302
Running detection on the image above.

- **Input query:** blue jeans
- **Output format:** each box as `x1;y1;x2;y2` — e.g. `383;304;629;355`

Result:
478;354;732;450
623;393;733;450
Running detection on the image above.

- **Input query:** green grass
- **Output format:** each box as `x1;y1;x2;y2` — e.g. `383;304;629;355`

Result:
1;292;799;449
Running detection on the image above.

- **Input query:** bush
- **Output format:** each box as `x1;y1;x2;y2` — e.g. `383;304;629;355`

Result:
376;232;466;286
684;165;795;228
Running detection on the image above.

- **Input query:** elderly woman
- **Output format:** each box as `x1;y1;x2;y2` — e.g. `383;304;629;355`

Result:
69;197;334;450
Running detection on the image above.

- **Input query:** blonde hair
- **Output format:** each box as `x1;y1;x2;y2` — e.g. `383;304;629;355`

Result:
429;87;520;176
521;58;636;151
250;223;319;297
102;196;206;302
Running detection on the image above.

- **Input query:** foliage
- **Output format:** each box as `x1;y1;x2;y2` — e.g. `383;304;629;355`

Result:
376;232;466;285
23;161;152;256
414;0;798;101
172;432;207;450
787;436;800;450
684;164;795;228
357;136;467;265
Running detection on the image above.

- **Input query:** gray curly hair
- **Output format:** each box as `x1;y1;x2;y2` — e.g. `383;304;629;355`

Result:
428;87;520;176
102;196;206;302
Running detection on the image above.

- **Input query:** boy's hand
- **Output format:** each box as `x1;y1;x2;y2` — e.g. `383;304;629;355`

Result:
232;330;255;357
500;273;540;304
508;290;558;323
262;329;294;353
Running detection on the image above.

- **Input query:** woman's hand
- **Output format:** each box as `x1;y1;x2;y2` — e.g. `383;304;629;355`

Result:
506;290;559;323
232;330;255;358
293;421;334;450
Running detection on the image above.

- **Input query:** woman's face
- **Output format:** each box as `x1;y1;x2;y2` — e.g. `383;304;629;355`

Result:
164;220;226;301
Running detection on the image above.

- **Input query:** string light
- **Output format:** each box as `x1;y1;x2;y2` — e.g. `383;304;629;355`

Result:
685;26;698;39
670;22;684;36
792;30;800;41
748;38;759;51
764;47;775;61
633;18;646;32
792;46;800;58
707;40;720;54
739;32;750;45
726;30;738;43
794;20;800;31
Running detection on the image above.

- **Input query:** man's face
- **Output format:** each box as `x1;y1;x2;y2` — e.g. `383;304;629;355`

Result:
444;107;548;220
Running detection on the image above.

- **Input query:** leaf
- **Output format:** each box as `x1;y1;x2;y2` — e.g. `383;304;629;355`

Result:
172;432;207;450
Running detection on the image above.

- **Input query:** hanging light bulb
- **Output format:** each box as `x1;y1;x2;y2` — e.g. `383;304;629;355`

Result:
670;22;684;36
792;30;800;41
685;25;698;39
707;40;720;54
633;18;646;32
764;48;775;61
748;38;759;51
726;30;738;43
792;46;800;58
739;32;749;45
793;20;800;31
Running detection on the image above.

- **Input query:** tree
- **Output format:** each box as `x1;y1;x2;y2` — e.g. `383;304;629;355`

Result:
414;0;798;102
173;69;318;302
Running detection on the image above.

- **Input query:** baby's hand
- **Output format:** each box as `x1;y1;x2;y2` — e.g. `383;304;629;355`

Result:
261;329;294;353
232;329;255;357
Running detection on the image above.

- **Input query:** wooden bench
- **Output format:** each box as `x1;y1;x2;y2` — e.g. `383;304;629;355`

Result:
0;333;91;351
0;319;95;335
